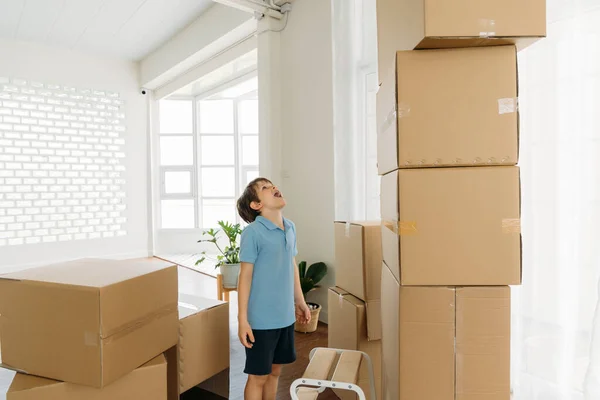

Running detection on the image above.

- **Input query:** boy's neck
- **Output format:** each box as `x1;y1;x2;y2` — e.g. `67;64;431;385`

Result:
260;209;284;229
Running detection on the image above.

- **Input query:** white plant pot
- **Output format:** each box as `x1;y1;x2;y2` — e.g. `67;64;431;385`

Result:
220;263;240;289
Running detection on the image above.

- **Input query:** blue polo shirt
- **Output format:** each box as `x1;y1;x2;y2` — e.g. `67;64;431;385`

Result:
239;216;298;330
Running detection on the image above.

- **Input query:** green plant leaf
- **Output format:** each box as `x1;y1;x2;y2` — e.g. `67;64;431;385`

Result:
298;261;307;279
195;257;206;265
305;262;327;285
300;277;314;297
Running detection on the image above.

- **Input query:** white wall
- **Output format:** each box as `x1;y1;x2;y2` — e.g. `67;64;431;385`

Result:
0;38;149;272
259;0;336;321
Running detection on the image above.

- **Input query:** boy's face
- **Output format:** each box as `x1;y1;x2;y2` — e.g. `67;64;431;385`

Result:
250;180;286;213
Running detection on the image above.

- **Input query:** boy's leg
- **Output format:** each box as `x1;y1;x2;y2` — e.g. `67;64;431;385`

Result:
263;364;282;400
263;323;297;400
245;374;269;400
244;328;278;400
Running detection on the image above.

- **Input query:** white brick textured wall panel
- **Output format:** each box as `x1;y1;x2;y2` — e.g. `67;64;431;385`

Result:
0;78;128;245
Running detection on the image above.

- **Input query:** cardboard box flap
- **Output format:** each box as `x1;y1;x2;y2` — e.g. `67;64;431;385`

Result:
99;261;178;339
399;286;456;400
0;258;175;288
328;288;361;351
329;287;349;297
8;373;57;393
7;354;167;395
178;293;225;319
456;287;511;398
334;221;381;228
328;287;381;341
365;300;382;341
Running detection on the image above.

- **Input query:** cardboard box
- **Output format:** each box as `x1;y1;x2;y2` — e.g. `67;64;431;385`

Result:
6;354;167;400
166;293;230;400
0;258;179;387
196;368;230;399
377;46;519;175
376;0;546;78
380;166;521;286
328;287;382;400
334;221;382;339
381;263;510;400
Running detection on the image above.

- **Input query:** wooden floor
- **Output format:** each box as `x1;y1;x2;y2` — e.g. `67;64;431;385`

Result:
0;264;338;400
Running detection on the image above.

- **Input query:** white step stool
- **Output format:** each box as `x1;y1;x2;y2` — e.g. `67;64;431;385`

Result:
290;347;377;400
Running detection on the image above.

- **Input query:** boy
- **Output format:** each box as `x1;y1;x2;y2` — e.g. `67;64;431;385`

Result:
236;177;312;400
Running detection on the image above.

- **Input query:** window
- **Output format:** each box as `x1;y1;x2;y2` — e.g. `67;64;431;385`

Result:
157;77;259;229
0;77;128;246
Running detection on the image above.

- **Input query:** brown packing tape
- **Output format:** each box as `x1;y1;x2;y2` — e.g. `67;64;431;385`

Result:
382;220;418;236
502;218;521;233
383;219;521;235
101;303;178;344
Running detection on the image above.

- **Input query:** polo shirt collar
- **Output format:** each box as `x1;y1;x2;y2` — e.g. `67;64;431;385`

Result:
256;216;290;231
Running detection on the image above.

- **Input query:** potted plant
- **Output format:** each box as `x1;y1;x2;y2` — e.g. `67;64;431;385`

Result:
196;220;242;289
295;260;328;333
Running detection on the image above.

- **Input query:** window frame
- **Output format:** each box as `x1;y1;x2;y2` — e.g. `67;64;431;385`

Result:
155;72;258;230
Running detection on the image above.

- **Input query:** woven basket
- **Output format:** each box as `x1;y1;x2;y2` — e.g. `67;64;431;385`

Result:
294;303;321;333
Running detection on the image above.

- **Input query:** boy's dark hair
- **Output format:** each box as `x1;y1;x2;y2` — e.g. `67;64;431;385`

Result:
237;177;272;224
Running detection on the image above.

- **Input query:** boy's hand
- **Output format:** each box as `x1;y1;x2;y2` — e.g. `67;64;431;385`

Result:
295;302;312;325
238;320;255;349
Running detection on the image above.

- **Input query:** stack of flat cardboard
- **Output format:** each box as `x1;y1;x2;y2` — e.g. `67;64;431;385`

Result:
0;258;230;400
328;221;383;399
375;1;546;399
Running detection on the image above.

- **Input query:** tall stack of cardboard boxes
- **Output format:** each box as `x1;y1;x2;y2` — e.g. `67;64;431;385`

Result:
0;258;229;400
329;221;383;399
375;1;546;399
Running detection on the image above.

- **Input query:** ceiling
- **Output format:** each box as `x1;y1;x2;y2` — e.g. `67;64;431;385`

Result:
0;0;214;61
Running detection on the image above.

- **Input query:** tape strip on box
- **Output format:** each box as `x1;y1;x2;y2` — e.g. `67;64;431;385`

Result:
498;97;519;114
378;103;411;135
479;19;497;37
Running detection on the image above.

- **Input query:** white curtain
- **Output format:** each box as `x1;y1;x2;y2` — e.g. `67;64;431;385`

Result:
332;0;380;222
340;1;600;397
512;2;600;399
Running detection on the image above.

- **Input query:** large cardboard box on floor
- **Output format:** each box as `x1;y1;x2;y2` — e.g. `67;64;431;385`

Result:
166;293;230;400
381;263;511;400
6;354;167;400
380;166;521;286
0;258;179;388
328;287;381;400
377;45;519;175
334;221;382;339
376;0;546;78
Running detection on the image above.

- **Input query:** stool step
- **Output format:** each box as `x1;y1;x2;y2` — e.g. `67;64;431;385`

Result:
302;348;337;381
332;351;362;385
296;387;320;400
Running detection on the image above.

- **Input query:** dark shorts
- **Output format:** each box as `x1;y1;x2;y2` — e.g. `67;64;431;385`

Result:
244;323;296;376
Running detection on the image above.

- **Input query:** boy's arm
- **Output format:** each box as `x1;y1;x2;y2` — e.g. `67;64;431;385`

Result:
237;262;255;348
237;227;258;349
293;256;311;324
293;257;306;306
